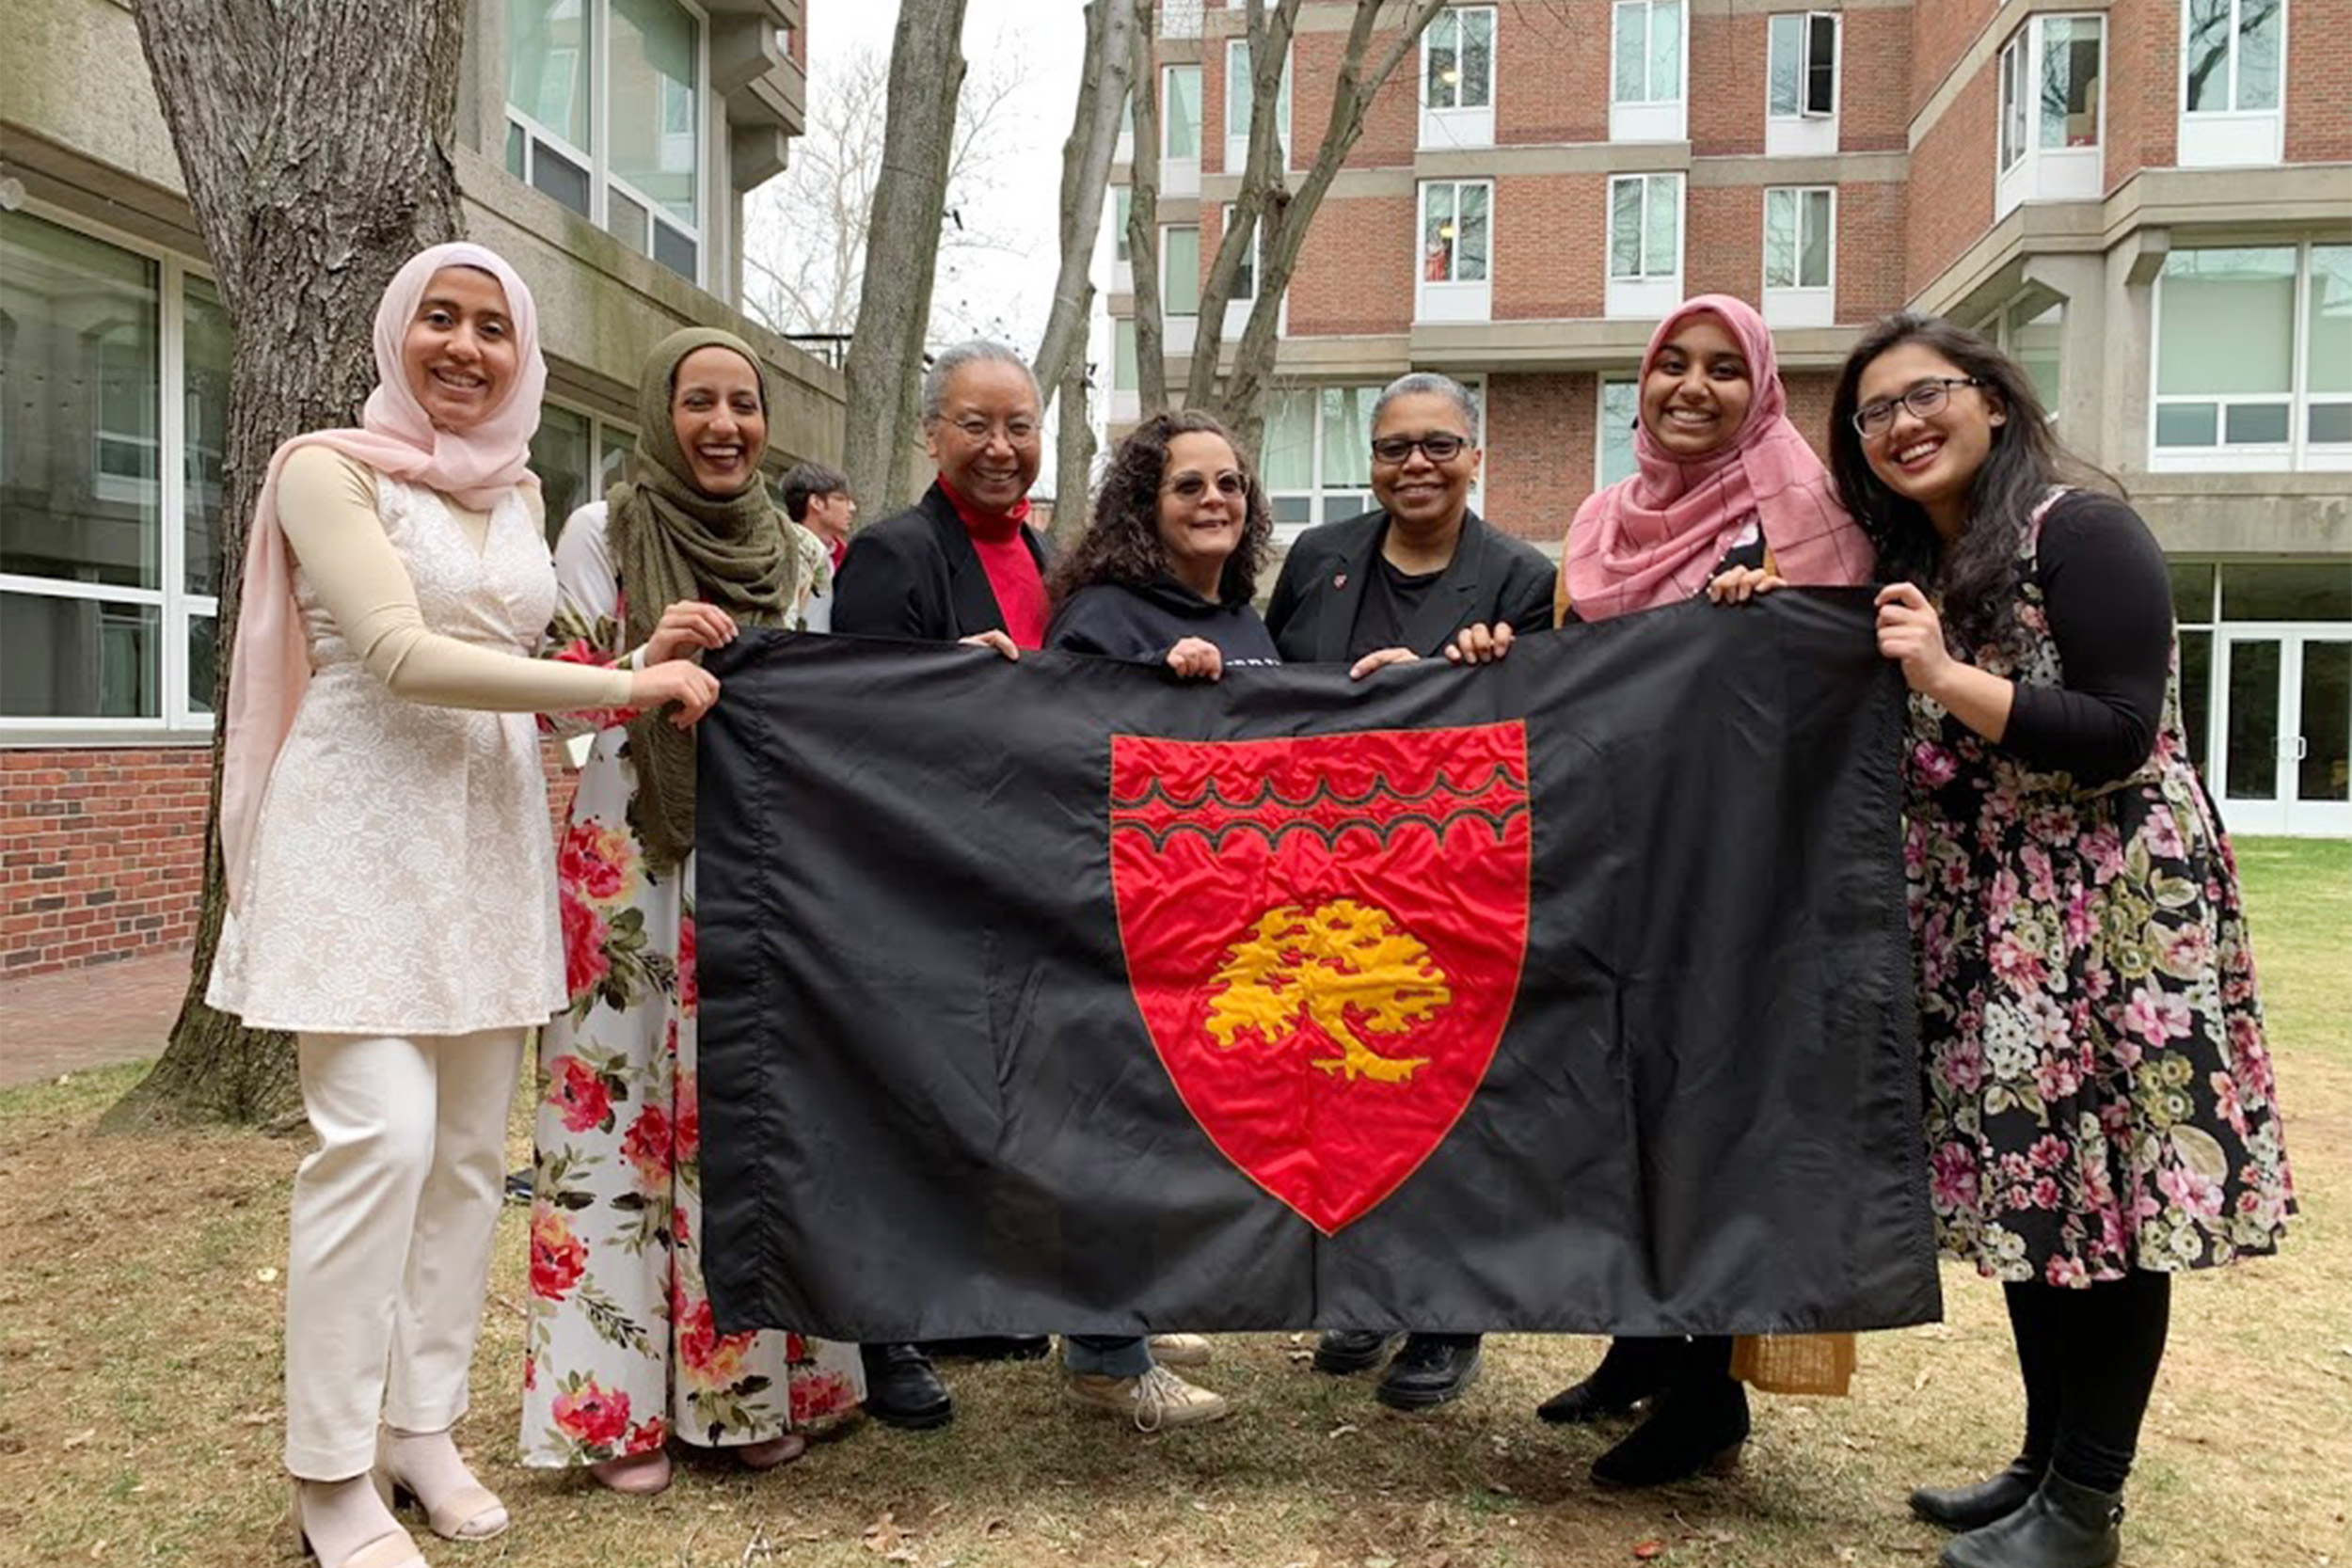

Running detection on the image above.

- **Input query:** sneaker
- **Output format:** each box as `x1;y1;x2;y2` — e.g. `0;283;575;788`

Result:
1147;1333;1213;1368
1065;1364;1232;1432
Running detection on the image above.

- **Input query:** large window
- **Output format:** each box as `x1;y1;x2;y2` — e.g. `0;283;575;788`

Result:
505;0;706;283
2182;0;2288;166
1163;65;1202;161
1;208;226;730
1768;13;1836;119
1163;226;1202;317
1608;175;1680;282
530;404;638;546
1763;187;1833;291
1263;386;1381;536
1421;182;1491;285
1995;16;2105;214
2153;244;2351;470
1224;39;1292;167
1612;0;1683;105
1424;7;1496;110
1597;377;1640;489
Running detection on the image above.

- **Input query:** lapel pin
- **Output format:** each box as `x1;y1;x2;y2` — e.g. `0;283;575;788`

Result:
1333;573;1347;589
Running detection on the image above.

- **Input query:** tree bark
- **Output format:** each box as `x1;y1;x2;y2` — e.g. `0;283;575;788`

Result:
1032;0;1136;413
104;0;469;1132
1123;0;1168;418
1054;356;1097;545
841;0;972;514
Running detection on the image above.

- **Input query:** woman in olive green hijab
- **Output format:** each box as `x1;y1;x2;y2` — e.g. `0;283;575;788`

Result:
521;329;853;1496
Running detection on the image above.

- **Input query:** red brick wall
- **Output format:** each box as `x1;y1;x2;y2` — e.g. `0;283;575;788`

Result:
2287;0;2352;161
1905;64;1997;297
1492;174;1609;320
2;748;209;977
1911;0;1994;121
1495;6;1610;146
1842;9;1913;153
1687;183;1766;305
1784;370;1840;463
1836;180;1910;323
2105;0;2180;190
1284;192;1417;335
1290;23;1420;171
1485;372;1597;547
1692;12;1769;157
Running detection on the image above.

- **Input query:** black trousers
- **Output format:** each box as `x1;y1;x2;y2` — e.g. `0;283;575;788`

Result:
2003;1271;2171;1493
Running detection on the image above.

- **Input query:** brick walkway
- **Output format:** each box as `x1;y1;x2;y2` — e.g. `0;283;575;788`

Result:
0;947;192;1087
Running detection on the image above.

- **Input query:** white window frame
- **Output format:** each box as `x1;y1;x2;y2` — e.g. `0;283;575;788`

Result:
1223;37;1293;173
1596;374;1641;491
1994;14;2106;219
2178;0;2288;167
1417;179;1495;324
1764;12;1840;157
1108;185;1135;294
533;399;640;540
1605;172;1684;318
2150;241;2352;475
1761;185;1836;328
1419;5;1498;150
1161;224;1201;357
1610;0;1687;143
1106;314;1141;426
504;0;712;287
1;199;221;741
1263;378;1487;546
1161;63;1203;198
1216;203;1285;339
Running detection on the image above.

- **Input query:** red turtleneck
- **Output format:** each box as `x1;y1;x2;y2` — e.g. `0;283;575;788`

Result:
938;477;1047;650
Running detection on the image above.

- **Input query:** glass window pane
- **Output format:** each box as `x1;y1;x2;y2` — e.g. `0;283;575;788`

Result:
1164;66;1201;158
1425;15;1457;109
1321;386;1375;488
2183;0;2233;112
1805;13;1837;113
1652;0;1682;100
530;404;592;547
1462;9;1495;108
1423;183;1455;281
1225;207;1256;299
506;0;592;150
652;220;695;282
1610;179;1643;277
1164;227;1201;316
2039;19;2101;150
1262;388;1314;491
2238;0;2280;109
2221;563;2352;622
532;137;593;216
1613;2;1645;101
183;275;231;596
1768;15;1801;116
1599;377;1640;486
2154;403;2219;447
2169;562;2217;626
2000;40;2026;169
1113;188;1132;265
610;0;699;229
2224;403;2290;444
505;120;528;179
599;425;634;488
1764;189;1796;288
2224;639;2280;798
1800;188;1832;286
2156;248;2295;395
1457;183;1490;282
1228;41;1252;136
1113;319;1137;393
2307;246;2352;396
2298;641;2351;802
1643;176;1678;278
2312;404;2352;446
1272;494;1313;525
2179;628;2212;778
0;593;159;718
0;211;163;591
188;612;217;715
608;186;650;255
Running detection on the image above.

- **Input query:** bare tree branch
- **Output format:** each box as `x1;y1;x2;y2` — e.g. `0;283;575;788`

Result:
1123;0;1168;416
1032;0;1136;412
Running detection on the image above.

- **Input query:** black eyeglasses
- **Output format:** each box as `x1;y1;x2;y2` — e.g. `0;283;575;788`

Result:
1852;377;1981;438
1163;472;1248;499
1370;433;1470;465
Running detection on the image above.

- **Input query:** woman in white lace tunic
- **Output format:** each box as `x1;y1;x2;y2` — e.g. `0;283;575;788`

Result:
207;244;715;1568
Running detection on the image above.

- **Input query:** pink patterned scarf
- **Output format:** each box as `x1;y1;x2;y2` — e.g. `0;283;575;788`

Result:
1562;293;1871;624
218;242;547;910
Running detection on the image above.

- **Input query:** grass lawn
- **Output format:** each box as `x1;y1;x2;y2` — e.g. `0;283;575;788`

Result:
2;840;2344;1568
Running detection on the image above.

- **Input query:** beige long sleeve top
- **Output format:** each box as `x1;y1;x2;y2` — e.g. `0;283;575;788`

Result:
277;446;634;711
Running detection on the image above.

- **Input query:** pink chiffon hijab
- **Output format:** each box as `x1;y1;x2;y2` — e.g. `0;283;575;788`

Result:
218;242;548;910
1561;293;1872;624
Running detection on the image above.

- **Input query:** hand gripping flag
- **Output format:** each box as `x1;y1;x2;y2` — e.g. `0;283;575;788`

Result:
694;592;1939;1339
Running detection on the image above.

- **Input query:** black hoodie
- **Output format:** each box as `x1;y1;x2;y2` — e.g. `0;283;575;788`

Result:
1043;578;1282;667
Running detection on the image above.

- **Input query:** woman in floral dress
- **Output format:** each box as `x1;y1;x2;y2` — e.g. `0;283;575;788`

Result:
521;328;855;1494
1825;313;2292;1568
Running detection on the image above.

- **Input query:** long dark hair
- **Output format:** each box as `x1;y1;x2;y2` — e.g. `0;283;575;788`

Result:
1048;409;1274;606
1828;311;2111;657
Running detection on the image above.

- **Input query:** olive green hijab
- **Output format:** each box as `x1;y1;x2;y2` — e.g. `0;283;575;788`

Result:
609;327;823;873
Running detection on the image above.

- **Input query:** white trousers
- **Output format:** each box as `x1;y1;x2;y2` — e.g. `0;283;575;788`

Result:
285;1029;525;1479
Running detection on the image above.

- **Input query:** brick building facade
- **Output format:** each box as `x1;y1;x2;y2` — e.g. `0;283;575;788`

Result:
1104;0;2351;837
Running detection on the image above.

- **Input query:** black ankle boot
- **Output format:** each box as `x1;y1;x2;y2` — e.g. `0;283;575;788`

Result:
1910;1460;2044;1530
1588;1375;1749;1488
1536;1337;1670;1425
1941;1472;2122;1568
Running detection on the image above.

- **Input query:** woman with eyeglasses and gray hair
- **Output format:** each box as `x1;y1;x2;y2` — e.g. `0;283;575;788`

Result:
1820;312;2292;1568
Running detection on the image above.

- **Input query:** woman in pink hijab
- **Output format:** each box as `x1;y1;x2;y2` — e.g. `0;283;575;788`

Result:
1537;295;1874;1487
205;244;716;1568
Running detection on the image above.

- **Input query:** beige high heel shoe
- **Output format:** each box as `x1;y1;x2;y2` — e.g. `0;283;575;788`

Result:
286;1478;427;1568
375;1429;509;1543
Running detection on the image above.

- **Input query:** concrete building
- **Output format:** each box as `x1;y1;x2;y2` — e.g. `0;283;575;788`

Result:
1103;0;2351;835
1;0;829;975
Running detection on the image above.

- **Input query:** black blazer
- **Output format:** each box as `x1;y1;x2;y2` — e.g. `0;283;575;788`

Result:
1263;508;1557;663
831;481;1053;641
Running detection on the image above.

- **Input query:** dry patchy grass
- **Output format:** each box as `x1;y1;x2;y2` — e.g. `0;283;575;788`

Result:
2;843;2345;1568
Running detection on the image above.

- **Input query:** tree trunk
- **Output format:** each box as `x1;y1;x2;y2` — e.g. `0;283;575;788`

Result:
103;0;469;1132
1033;0;1136;413
1054;356;1097;544
842;0;972;513
1123;0;1168;417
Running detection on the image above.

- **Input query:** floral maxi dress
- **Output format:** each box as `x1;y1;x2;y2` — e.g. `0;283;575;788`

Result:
1903;492;2294;1288
520;500;863;1466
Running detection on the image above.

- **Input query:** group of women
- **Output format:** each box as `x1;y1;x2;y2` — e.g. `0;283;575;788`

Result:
213;242;2291;1568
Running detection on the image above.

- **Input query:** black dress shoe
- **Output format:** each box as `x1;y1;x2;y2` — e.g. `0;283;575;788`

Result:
915;1335;1053;1362
1537;1336;1671;1424
1588;1376;1749;1488
1911;1461;2045;1531
1375;1333;1483;1410
1941;1472;2122;1568
859;1342;953;1430
1311;1329;1402;1374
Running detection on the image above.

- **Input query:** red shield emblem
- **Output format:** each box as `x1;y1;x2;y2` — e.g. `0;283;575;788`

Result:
1110;723;1531;1234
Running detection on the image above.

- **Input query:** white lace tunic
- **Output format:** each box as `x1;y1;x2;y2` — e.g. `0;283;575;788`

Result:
209;476;569;1035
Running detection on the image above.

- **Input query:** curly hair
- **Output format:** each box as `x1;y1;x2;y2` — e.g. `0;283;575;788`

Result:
1048;409;1275;607
1828;310;2114;659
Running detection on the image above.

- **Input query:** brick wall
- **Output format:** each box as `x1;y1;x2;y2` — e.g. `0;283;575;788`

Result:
2286;0;2352;161
1911;0;1994;122
1284;191;1418;335
1692;12;1769;157
2105;0;2180;190
1842;8;1914;153
1289;24;1420;172
1492;173;1609;320
1687;184;1768;305
1836;180;1911;323
1485;372;1598;547
1;748;209;976
1495;7;1609;146
1905;64;1997;297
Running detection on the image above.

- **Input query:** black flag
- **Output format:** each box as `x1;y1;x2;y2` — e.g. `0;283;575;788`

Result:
697;591;1937;1339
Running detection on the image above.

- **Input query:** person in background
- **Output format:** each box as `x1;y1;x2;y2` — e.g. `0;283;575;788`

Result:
1827;312;2292;1568
782;460;855;632
206;245;715;1568
1267;370;1554;1410
519;328;850;1496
